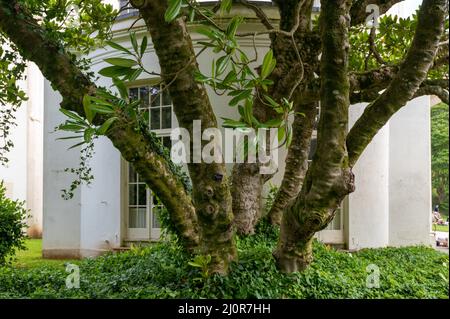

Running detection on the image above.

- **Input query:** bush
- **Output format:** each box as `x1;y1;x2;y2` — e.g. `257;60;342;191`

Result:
0;181;28;265
0;235;448;299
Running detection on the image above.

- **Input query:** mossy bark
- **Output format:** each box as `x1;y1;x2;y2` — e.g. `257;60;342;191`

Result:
232;0;319;234
136;0;236;273
275;0;354;272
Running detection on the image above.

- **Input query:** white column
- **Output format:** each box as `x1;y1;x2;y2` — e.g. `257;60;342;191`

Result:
347;103;390;250
388;96;433;246
26;62;44;238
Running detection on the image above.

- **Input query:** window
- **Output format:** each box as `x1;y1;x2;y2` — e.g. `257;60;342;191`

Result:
125;83;173;238
128;85;173;132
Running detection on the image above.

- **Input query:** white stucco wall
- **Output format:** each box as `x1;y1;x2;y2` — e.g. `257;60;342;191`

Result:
0;61;43;238
26;63;44;238
0;81;27;203
42;81;82;258
347;104;390;250
388;96;432;246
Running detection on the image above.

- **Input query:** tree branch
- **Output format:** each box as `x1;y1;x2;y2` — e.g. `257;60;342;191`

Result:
0;0;200;249
347;0;447;166
414;85;449;104
236;0;274;30
134;0;236;270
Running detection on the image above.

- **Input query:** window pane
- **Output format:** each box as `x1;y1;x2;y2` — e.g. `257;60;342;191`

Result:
162;91;172;106
139;86;150;109
151;108;161;130
129;165;137;183
150;86;160;107
129;208;147;228
161;107;172;129
129;88;139;101
138;184;147;206
129;184;137;205
162;136;171;149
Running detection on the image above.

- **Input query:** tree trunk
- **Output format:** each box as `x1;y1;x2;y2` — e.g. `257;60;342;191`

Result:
268;101;317;225
136;0;236;273
275;0;353;272
231;164;264;235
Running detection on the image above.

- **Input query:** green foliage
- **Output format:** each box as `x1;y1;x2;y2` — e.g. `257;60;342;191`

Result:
431;103;449;214
0;181;28;266
19;0;118;53
349;13;448;81
0;35;27;165
188;254;212;282
0;235;448;299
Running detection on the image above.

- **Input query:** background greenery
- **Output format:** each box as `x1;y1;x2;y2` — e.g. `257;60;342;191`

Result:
0;225;448;299
431;103;449;217
0;181;28;266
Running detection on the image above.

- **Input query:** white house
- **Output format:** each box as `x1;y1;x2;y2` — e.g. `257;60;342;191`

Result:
0;0;436;258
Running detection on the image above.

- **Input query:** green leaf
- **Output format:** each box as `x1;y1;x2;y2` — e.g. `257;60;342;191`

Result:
112;78;128;99
106;41;132;55
194;71;210;83
59;124;86;132
99;66;131;78
229;89;252;106
261;49;276;79
83;95;94;123
97;117;118;135
220;0;232;13
130;33;139;55
56;135;83;140
216;55;231;76
59;108;83;122
262;118;283;128
84;128;95;143
68;141;86;150
127;68;143;82
89;104;115;114
188;262;202;268
140;36;148;57
104;58;137;67
165;0;182;22
221;118;248;128
264;95;279;108
226;16;243;38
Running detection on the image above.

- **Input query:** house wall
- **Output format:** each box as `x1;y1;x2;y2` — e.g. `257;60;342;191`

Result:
388;96;433;246
347;104;390;250
42;81;82;259
0;61;43;239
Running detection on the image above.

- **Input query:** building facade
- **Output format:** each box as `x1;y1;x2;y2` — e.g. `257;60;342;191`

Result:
0;1;434;258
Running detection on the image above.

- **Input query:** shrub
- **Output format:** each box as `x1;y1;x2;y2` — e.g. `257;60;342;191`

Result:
0;181;28;265
0;235;448;299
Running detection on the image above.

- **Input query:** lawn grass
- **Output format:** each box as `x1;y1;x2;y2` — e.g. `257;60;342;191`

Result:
433;224;449;232
12;239;79;269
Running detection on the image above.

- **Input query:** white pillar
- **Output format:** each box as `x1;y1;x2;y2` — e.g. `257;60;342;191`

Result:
347;103;390;249
388;96;433;246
